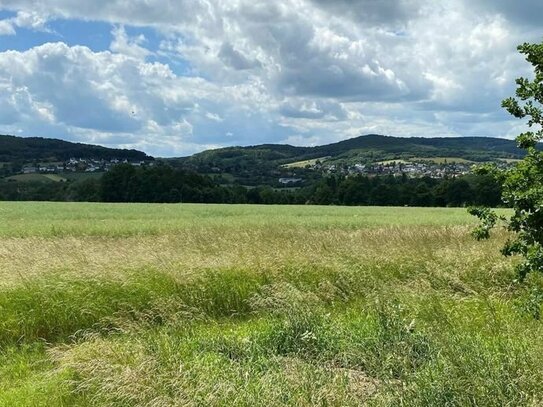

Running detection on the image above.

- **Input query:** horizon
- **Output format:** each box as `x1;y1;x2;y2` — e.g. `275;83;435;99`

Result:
2;132;520;158
0;1;541;156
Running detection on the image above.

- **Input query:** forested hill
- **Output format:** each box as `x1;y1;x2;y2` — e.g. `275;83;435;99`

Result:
311;134;525;158
0;133;527;165
178;134;527;170
0;135;152;162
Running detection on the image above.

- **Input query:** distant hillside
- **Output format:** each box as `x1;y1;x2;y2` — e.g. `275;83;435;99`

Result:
0;135;152;162
311;134;526;158
177;134;526;170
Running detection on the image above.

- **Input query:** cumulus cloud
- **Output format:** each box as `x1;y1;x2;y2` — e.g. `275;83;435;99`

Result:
0;19;16;35
218;42;261;70
0;10;50;35
110;25;152;59
0;0;540;155
279;99;348;120
0;0;208;28
0;42;293;155
470;0;543;27
309;0;418;25
13;10;50;31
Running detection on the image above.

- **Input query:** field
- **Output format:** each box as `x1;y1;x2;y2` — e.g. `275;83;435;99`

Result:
282;157;329;168
5;173;67;183
375;159;411;165
409;157;475;164
2;172;105;184
1;203;543;406
63;172;104;181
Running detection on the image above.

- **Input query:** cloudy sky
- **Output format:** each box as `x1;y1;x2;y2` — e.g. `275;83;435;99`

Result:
0;1;541;156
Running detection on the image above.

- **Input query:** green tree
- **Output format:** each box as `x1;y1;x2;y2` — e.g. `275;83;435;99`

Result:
445;178;473;207
470;40;543;280
411;182;434;207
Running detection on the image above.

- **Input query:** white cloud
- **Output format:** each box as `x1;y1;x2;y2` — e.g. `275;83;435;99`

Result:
0;10;51;35
0;19;15;35
0;0;540;155
0;42;293;155
110;25;151;59
13;10;50;31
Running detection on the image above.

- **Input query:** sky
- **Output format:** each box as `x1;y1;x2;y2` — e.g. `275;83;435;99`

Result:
0;1;541;157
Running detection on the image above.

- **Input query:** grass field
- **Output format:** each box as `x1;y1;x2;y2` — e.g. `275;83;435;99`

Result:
1;203;542;406
62;172;105;181
2;172;105;184
282;157;329;168
375;160;410;165
5;173;68;183
409;157;475;164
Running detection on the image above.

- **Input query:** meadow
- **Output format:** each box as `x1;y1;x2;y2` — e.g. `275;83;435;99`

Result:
1;202;542;406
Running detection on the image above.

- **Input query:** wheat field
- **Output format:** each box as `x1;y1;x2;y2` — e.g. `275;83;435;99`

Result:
1;202;542;406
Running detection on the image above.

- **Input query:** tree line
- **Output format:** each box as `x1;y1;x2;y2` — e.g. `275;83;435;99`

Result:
0;163;502;207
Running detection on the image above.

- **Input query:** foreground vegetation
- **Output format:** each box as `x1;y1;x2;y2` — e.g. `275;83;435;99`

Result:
1;203;543;406
1;162;502;208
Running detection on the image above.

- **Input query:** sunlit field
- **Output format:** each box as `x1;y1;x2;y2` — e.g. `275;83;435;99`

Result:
1;203;542;406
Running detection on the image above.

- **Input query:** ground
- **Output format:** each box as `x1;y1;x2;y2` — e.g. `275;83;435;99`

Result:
5;173;67;183
0;203;542;406
282;157;329;168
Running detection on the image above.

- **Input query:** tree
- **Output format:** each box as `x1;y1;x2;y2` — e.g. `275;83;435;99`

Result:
444;178;473;206
469;40;543;280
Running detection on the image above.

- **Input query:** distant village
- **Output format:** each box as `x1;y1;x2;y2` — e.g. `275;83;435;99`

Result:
20;158;153;175
330;160;473;178
278;158;513;185
12;156;513;188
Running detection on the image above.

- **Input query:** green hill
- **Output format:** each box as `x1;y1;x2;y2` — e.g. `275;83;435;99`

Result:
0;134;152;162
313;134;525;158
175;134;526;177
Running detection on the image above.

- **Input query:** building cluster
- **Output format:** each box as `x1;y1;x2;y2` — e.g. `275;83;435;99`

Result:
306;159;477;178
347;161;473;178
21;158;149;174
278;177;303;185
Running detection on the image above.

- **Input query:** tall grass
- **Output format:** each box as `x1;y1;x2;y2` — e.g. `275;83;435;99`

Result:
1;202;541;406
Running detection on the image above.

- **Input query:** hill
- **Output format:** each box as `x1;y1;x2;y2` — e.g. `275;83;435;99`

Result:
312;134;526;159
172;134;526;185
0;134;152;162
180;134;526;167
0;133;526;189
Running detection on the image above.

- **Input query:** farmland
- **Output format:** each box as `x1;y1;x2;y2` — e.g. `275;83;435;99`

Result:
1;203;543;406
5;173;67;183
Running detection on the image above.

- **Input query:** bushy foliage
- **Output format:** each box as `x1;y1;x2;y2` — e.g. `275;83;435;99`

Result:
470;40;543;280
0;163;502;206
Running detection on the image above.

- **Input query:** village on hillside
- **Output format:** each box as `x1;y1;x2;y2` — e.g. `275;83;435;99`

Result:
277;158;514;185
19;158;153;175
318;158;515;178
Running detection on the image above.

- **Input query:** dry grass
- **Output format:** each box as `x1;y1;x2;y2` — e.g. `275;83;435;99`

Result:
1;203;542;406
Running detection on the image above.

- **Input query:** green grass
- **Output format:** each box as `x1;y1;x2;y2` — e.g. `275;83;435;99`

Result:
0;202;542;406
410;157;475;164
282;157;329;168
5;173;67;183
63;172;104;181
204;172;237;183
0;202;495;238
376;159;411;165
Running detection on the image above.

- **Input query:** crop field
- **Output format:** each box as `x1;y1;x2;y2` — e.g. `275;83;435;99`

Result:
1;203;543;406
282;157;329;168
408;157;475;164
5;173;68;183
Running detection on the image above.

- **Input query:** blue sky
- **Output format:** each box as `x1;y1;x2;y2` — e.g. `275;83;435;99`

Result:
0;11;107;52
0;1;541;156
